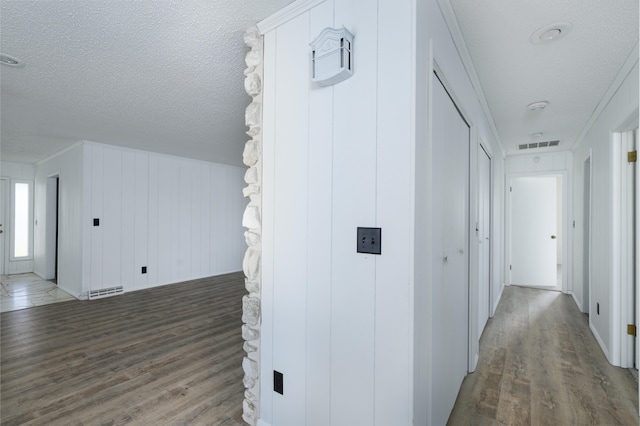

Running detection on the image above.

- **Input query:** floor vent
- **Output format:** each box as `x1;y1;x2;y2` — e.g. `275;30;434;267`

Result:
518;140;560;150
89;286;124;300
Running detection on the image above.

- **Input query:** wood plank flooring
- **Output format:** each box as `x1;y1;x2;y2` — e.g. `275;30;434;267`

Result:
1;272;247;426
448;286;639;425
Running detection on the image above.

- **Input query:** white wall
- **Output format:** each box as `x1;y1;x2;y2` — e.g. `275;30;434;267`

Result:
259;0;506;425
572;58;639;365
260;0;413;424
33;144;85;297
1;161;36;274
33;141;245;298
414;1;505;424
83;141;245;294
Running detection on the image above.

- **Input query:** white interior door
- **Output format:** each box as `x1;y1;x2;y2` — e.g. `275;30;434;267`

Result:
0;179;5;275
431;73;470;426
478;146;491;333
510;176;558;288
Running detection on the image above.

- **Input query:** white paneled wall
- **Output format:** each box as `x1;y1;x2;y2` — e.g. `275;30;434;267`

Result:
260;0;413;424
84;142;245;293
572;59;638;365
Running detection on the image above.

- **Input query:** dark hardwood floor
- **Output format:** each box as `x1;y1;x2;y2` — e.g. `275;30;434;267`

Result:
1;272;247;426
449;286;639;425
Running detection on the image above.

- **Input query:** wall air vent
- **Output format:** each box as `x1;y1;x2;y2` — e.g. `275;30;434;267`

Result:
518;140;560;150
89;286;124;299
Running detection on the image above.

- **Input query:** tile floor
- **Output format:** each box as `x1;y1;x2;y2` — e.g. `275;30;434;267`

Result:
1;273;75;313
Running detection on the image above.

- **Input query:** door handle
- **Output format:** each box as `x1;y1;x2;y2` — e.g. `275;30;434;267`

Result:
551;235;556;239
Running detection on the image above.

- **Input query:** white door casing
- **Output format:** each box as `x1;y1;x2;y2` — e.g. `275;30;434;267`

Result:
478;145;491;335
0;179;6;275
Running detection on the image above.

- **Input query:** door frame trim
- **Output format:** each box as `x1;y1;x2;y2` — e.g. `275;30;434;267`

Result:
478;142;493;324
505;171;569;293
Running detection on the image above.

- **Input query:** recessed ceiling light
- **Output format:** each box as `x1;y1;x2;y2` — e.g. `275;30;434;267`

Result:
530;22;572;44
528;101;548;111
531;132;544;138
0;53;25;67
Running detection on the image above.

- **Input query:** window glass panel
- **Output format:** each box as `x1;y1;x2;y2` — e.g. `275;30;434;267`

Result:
14;182;29;258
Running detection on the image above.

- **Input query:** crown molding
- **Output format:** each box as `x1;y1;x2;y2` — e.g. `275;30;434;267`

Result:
257;0;327;34
572;41;639;152
436;0;506;158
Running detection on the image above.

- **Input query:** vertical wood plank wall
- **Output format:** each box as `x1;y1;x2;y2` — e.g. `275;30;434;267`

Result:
85;142;246;293
260;0;414;424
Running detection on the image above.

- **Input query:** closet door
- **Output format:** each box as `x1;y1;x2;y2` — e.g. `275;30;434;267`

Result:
431;73;470;426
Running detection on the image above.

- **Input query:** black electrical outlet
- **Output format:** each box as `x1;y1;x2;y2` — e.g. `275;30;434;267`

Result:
141;266;147;274
93;218;100;226
274;370;283;395
357;227;382;255
597;302;600;315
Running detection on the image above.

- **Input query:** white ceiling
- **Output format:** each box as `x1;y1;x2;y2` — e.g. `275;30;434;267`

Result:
449;0;638;156
0;0;293;166
1;1;638;165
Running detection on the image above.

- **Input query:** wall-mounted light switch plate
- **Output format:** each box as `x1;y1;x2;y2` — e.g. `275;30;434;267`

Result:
357;227;381;255
93;218;100;226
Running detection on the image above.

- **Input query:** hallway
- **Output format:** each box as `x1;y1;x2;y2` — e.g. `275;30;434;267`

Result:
448;286;638;425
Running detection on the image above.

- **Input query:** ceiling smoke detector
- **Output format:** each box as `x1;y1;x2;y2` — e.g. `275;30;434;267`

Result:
530;22;572;44
527;101;548;111
0;53;25;67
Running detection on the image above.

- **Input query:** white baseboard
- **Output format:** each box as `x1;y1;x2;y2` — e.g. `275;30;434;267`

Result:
589;322;611;364
570;292;583;312
491;284;505;317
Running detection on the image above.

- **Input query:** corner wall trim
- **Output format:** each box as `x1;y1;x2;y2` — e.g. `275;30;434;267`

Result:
240;25;264;426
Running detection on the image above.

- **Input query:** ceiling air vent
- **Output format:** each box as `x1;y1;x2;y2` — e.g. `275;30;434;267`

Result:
518;140;560;150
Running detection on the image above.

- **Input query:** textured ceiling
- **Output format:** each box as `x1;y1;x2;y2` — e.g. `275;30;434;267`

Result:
449;0;638;156
2;1;638;164
0;0;293;165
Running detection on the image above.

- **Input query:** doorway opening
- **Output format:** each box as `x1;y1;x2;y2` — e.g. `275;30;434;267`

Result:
616;126;637;370
45;175;60;283
0;179;7;276
508;174;564;291
583;155;592;314
478;144;491;336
